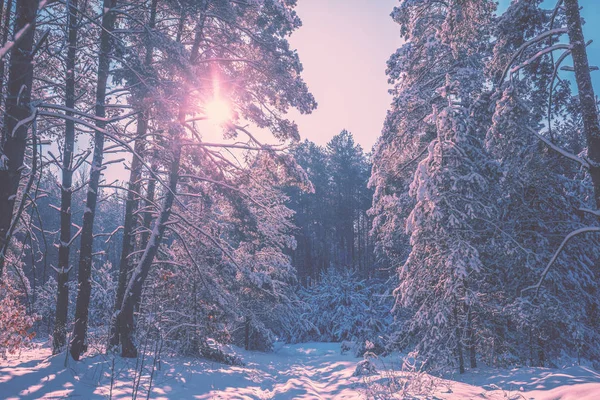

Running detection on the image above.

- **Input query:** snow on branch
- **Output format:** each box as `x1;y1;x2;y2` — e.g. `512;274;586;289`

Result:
393;145;429;177
579;208;600;218
0;0;54;60
38;110;175;200
499;28;568;84
510;43;570;75
0;24;32;60
526;127;590;169
523;226;600;298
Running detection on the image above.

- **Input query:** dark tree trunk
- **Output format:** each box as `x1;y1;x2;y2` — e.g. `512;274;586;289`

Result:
457;334;465;373
141;163;157;249
467;308;476;369
110;0;157;347
454;303;465;374
565;0;600;209
53;268;69;353
0;0;39;277
537;338;545;367
52;0;78;354
109;114;147;348
117;6;205;358
119;140;182;358
244;316;250;351
70;0;117;361
0;0;14;132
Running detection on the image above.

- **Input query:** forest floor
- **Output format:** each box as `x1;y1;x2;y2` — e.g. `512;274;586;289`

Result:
1;341;600;399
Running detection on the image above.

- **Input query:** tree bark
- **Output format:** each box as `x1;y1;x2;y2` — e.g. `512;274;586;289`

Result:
52;0;78;354
0;0;40;277
110;0;158;348
564;0;600;209
467;308;476;369
109;128;145;347
140;163;157;249
118;140;181;358
455;303;465;374
244;316;250;351
0;0;14;135
117;5;206;358
70;0;117;361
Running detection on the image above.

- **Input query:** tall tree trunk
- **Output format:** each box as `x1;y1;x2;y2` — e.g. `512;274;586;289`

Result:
117;5;207;357
466;307;476;369
141;162;157;249
109;128;145;347
537;337;545;367
70;0;117;361
52;0;79;354
564;0;600;208
0;0;13;135
0;0;40;277
454;303;465;374
118;140;181;358
110;0;158;347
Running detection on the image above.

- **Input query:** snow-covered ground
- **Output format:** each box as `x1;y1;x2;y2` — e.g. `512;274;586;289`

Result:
1;342;599;399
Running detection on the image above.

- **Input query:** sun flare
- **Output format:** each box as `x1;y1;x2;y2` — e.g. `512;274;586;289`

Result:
205;98;232;125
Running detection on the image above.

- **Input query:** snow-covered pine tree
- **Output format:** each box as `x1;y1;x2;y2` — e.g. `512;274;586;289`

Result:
296;268;394;355
370;0;494;274
482;0;600;365
371;0;497;373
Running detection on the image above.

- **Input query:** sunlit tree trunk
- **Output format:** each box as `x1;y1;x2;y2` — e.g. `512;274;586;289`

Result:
118;6;208;355
141;163;157;249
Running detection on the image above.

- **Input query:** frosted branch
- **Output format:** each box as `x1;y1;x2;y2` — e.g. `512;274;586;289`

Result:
523;226;600;297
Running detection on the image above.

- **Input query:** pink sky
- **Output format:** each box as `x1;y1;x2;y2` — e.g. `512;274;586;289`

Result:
288;0;402;152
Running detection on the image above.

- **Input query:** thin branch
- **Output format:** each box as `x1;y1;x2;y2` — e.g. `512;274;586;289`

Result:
526;127;590;169
523;226;600;297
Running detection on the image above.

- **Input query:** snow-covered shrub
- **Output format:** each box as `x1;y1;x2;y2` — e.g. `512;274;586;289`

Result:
34;261;115;339
34;276;59;329
297;269;394;355
0;281;38;356
88;261;116;328
353;359;378;377
198;339;244;366
361;351;443;400
341;340;353;355
231;316;276;352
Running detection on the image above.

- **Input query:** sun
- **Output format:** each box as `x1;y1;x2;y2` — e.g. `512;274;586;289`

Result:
205;98;232;125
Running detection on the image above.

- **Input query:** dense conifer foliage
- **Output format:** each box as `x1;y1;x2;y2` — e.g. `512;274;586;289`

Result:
371;0;600;371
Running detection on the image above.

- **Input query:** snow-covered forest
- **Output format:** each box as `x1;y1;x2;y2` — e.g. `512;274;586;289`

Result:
1;0;600;398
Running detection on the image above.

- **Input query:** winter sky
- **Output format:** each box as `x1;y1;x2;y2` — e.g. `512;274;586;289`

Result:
289;0;600;152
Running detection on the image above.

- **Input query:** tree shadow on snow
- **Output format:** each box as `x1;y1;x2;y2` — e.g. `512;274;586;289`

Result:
458;365;600;393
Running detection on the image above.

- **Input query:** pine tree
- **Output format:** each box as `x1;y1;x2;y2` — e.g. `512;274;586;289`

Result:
371;0;497;373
